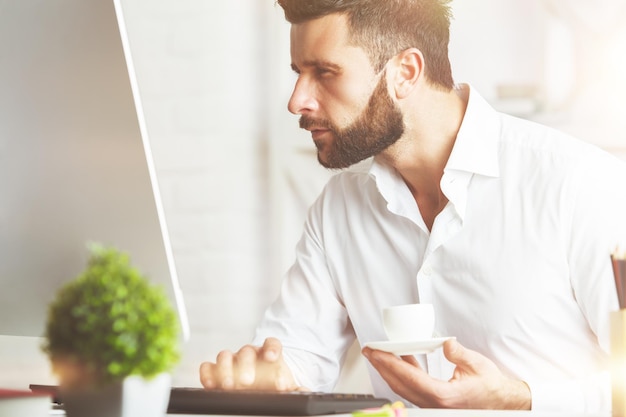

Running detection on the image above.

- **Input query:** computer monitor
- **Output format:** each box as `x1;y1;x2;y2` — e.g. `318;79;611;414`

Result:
0;0;190;341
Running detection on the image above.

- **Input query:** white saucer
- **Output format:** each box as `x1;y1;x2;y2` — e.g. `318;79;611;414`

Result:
364;337;454;355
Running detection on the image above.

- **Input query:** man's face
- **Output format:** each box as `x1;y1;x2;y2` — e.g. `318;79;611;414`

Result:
299;72;404;169
288;14;404;169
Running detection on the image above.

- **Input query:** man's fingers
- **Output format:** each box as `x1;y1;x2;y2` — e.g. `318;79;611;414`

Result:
442;338;464;361
261;337;283;361
199;339;297;392
199;361;217;389
400;354;419;366
443;338;488;375
215;350;236;389
235;345;260;386
362;346;446;407
362;347;423;387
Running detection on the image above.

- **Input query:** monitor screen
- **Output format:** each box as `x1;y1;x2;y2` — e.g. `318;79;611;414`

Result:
0;0;189;340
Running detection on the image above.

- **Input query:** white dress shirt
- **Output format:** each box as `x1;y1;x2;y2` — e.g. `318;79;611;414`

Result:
253;85;626;413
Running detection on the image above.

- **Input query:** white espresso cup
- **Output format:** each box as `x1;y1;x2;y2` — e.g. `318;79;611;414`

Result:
383;303;435;341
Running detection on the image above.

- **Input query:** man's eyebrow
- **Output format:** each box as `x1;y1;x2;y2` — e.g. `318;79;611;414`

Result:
291;59;342;73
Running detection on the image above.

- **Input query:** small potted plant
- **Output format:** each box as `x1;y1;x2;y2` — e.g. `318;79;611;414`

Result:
42;243;180;417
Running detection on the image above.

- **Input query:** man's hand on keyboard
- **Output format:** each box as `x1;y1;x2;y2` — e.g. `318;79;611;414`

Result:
199;337;307;391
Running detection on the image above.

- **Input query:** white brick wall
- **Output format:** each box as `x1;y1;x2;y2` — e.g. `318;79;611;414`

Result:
119;0;274;386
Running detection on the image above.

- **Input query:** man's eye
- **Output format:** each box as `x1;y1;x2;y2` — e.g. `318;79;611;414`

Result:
315;68;334;78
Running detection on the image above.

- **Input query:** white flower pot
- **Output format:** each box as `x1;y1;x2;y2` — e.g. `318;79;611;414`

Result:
61;373;171;417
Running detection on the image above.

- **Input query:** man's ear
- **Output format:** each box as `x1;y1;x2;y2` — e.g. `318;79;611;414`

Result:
390;48;424;99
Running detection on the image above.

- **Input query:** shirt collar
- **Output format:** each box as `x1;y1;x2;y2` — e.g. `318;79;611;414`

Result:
369;84;501;179
439;84;502;220
445;84;501;179
368;84;502;224
369;158;424;225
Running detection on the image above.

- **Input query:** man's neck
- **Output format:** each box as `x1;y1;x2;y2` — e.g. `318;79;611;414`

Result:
378;84;469;230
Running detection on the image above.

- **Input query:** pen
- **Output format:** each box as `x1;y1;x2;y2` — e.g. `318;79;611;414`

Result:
611;247;626;310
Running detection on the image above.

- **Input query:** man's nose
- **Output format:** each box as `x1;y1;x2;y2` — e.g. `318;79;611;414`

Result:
287;77;318;115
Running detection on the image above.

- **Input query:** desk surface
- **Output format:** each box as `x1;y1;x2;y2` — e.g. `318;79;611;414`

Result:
47;409;610;417
165;412;607;417
168;412;607;417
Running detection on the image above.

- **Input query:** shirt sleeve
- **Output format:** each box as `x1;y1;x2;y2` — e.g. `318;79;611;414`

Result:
252;180;356;391
527;372;611;412
531;149;626;413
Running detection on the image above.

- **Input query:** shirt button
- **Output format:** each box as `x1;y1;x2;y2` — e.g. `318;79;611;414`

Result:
422;264;434;276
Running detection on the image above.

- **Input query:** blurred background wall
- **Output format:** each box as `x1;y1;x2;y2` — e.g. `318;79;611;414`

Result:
1;0;625;392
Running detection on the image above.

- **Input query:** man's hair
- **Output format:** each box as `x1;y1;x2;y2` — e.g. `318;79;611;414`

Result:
276;0;454;90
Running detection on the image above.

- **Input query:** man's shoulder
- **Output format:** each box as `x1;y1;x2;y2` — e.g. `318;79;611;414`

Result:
500;114;621;163
325;158;374;187
313;159;379;209
497;114;626;191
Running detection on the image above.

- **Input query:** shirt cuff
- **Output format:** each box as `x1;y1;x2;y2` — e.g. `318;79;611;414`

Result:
282;347;339;392
527;371;611;413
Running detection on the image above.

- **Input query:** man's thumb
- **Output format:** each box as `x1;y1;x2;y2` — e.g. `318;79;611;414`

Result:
443;338;483;371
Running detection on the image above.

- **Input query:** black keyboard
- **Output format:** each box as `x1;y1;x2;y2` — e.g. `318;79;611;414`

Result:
167;388;391;415
30;384;391;416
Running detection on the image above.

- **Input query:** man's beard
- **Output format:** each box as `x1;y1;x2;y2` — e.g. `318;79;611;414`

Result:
299;73;405;169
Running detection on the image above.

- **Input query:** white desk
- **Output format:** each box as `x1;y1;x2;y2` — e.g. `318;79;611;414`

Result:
47;407;611;417
165;411;608;417
398;410;608;417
